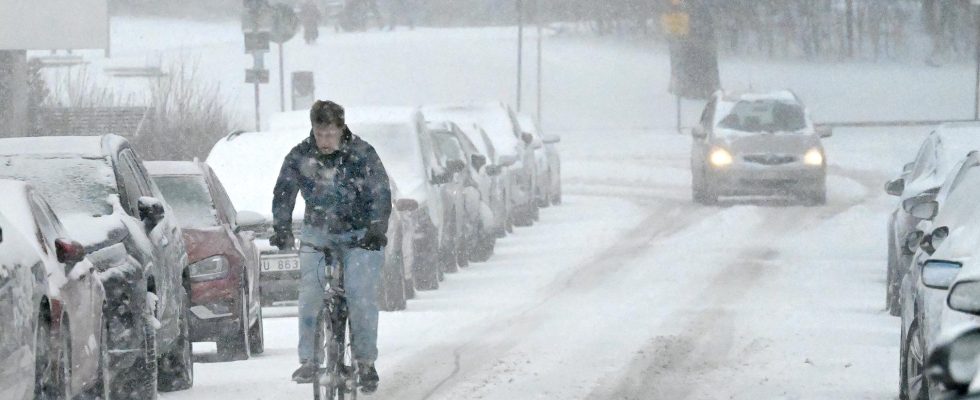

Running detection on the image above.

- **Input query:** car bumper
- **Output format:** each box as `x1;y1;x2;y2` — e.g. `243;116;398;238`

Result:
190;276;242;342
707;165;825;196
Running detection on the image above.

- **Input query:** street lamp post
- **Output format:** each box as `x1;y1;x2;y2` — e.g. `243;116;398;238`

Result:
517;0;524;112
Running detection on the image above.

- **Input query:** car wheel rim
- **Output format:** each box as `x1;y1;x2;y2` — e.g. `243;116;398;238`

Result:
907;328;924;395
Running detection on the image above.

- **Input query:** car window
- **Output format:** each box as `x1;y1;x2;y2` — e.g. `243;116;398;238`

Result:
433;133;464;165
0;155;116;217
453;127;480;156
114;153;143;216
121;150;153;197
152;174;220;229
208;169;238;226
716;99;806;133
28;193;59;255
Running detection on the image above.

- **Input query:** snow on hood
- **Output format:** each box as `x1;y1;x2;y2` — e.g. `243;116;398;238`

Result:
60;210;128;250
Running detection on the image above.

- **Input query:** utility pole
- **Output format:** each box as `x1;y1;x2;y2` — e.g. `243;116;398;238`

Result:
536;0;542;124
974;0;980;119
279;42;285;112
516;0;524;112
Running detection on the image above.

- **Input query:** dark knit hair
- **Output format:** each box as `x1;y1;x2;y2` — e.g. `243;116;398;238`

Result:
310;100;345;127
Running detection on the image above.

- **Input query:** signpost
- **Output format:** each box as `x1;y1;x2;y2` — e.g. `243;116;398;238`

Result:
270;4;299;112
243;0;272;131
973;0;980;119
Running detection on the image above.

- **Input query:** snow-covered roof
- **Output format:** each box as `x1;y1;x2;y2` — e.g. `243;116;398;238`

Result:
719;89;799;104
422;102;520;159
145;161;204;177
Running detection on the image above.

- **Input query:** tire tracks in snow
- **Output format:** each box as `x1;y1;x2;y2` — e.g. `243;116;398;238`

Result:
381;199;717;400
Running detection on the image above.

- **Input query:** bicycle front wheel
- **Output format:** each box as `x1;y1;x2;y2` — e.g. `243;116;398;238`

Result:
313;307;337;400
314;304;357;400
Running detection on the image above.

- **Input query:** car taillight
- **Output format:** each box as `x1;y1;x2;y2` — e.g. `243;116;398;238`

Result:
55;238;86;264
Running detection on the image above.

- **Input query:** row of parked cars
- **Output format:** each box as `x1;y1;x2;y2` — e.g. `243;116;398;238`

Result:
207;102;562;310
0;101;560;399
882;122;980;399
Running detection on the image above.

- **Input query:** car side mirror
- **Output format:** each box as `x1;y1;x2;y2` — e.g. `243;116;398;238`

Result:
543;135;560;144
692;126;708;140
521;132;534;145
395;198;419;212
903;230;924;256
903;162;915;174
498;155;518;168
138;196;166;225
816;125;833;138
902;192;936;213
55;238;86;265
0;225;3;244
909;200;939;220
431;169;452;185
925;324;980;395
920;226;949;256
885;178;905;196
471;154;487;171
532;142;543;150
949;280;980;315
446;159;466;174
236;210;268;233
922;260;961;289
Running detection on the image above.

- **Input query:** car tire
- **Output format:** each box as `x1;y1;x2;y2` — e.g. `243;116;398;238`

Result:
248;292;265;355
414;237;440;291
887;235;902;317
456;223;470;268
381;254;407;311
551;176;562;206
404;277;416;299
35;310;70;400
81;313;111;400
158;286;193;392
900;321;929;400
538;174;552;208
512;205;534;227
111;314;158;400
470;228;495;263
218;284;251;361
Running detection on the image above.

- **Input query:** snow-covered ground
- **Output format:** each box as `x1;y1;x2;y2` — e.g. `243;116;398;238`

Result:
65;17;971;399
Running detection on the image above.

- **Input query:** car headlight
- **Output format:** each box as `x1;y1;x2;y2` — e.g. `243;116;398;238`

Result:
804;148;824;166
189;255;230;281
709;148;734;167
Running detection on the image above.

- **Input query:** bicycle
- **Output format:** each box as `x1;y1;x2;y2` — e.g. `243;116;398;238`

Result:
308;240;359;400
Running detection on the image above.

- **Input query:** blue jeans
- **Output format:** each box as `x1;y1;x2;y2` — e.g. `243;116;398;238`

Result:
297;226;383;363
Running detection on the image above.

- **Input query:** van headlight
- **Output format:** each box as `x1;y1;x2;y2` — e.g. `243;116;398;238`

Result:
709;148;734;167
804;148;824;166
189;256;230;281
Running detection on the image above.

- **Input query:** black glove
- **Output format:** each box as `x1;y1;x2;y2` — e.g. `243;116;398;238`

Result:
270;231;295;251
358;223;388;251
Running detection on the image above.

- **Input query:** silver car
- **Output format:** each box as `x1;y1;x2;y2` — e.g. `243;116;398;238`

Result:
690;90;831;205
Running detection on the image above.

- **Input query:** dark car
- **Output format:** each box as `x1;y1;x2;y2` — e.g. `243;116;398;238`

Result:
0;135;193;397
0;180;106;400
146;161;266;361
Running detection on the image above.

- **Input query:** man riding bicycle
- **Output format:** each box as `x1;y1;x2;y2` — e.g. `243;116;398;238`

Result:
271;100;391;393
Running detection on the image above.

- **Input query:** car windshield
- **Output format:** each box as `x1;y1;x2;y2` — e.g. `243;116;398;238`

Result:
351;123;427;188
432;133;464;164
0;155;116;217
152;175;220;228
716;100;807;133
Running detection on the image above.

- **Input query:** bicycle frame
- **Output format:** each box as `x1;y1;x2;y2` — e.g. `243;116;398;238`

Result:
312;243;358;400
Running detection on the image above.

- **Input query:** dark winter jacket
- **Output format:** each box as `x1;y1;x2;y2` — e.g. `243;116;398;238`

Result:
272;127;392;236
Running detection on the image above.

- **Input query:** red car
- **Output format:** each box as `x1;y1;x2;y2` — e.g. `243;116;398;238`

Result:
146;161;265;361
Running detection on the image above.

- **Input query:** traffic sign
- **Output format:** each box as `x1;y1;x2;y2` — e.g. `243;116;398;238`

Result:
246;68;270;84
244;31;270;53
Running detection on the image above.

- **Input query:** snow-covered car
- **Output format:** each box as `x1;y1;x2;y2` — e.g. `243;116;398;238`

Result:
346;106;459;289
885;122;980;316
0;181;106;400
427;121;490;265
690;90;831;205
427;121;499;262
898;151;980;400
423;102;539;227
207;117;418;306
517;113;562;206
146;161;266;361
0;135;193;396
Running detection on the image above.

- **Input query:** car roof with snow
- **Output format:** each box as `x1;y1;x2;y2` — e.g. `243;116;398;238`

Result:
422;102;520;159
145;161;205;176
0;134;128;158
718;89;800;104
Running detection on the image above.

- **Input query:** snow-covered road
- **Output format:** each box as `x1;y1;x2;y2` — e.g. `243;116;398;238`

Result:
80;17;967;400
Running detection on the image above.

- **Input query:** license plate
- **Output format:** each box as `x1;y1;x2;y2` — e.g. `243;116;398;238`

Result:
261;255;300;273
